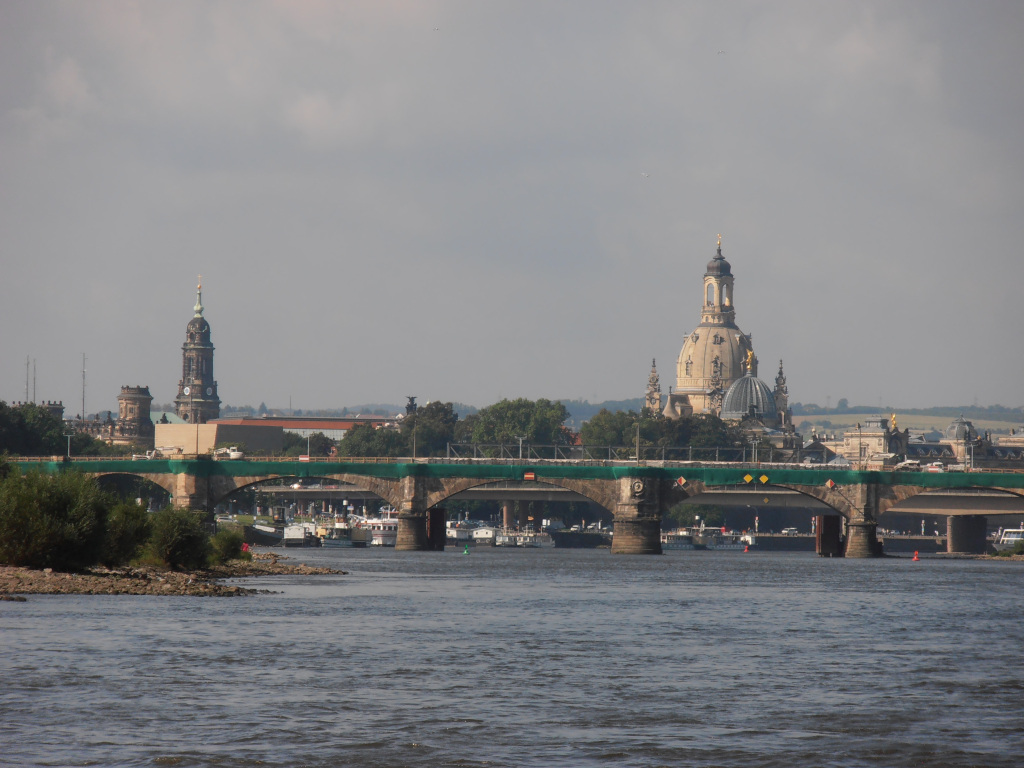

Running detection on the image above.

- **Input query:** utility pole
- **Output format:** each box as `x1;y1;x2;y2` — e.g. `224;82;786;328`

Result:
81;353;87;422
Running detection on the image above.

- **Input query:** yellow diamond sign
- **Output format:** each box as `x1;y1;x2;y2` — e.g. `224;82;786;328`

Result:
743;474;753;484
760;474;769;485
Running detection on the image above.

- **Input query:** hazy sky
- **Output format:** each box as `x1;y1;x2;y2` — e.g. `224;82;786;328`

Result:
2;1;1022;415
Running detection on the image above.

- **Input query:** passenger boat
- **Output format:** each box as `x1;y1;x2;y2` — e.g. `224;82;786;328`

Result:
354;506;399;547
317;519;370;548
993;526;1024;552
494;529;518;547
691;525;756;551
660;530;696;550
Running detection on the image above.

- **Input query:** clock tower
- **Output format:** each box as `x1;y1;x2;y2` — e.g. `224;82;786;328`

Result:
174;278;221;424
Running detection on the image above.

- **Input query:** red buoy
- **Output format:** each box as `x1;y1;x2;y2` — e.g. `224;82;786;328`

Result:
912;551;919;561
744;545;749;553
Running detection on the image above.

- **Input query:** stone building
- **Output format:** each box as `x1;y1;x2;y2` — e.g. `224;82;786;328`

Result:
174;279;221;424
661;236;755;418
657;237;792;433
114;386;155;448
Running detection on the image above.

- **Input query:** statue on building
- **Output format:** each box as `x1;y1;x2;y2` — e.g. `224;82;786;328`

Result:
644;359;662;413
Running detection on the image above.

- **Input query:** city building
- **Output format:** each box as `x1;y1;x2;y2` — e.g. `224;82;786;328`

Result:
174;278;220;424
655;236;793;440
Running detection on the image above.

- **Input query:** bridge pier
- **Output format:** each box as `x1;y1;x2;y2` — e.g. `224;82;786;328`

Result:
611;477;662;554
844;521;883;558
842;483;884;558
946;515;988;554
396;513;429;550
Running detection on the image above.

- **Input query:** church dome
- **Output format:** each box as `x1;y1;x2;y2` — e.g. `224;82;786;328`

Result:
945;415;977;441
705;245;732;276
721;372;776;421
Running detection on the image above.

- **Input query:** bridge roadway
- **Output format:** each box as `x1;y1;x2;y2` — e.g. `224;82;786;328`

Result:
14;457;1024;556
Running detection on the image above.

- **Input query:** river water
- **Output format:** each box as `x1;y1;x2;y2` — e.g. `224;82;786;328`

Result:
2;548;1023;767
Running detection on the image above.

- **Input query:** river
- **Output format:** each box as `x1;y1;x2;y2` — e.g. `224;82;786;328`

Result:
2;548;1022;767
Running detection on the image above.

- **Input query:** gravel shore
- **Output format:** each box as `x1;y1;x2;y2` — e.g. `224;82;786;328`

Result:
0;552;344;599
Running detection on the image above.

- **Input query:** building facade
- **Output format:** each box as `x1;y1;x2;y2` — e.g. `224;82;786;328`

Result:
174;279;221;424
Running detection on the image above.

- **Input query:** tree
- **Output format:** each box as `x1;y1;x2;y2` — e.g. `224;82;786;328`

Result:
337;423;407;457
580;408;638;446
402;401;459;457
470;398;572;446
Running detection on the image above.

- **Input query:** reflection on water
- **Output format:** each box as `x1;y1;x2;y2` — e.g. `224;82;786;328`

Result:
2;548;1023;767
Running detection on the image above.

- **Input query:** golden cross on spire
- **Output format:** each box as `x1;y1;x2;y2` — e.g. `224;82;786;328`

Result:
197;274;202;291
717;233;722;248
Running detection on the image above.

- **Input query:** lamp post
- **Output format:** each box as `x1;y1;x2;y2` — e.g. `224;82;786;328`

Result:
517;436;524;460
63;432;74;459
635;421;641;466
857;422;863;470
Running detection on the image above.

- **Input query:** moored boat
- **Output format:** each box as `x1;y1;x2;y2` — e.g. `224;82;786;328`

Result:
992;526;1024;552
660;530;696;550
244;523;284;547
352;506;399;547
283;522;321;547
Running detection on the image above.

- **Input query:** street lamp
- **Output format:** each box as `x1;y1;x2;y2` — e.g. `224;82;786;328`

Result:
63;432;74;459
517;435;524;460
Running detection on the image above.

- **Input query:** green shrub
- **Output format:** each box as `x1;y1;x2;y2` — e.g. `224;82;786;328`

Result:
146;508;210;570
101;501;152;567
0;470;108;570
209;528;244;565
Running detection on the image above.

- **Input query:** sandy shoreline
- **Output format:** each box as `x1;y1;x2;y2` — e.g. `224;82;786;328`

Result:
0;552;344;599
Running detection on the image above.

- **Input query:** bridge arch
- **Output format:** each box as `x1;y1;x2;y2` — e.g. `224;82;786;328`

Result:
208;473;405;511
424;476;617;516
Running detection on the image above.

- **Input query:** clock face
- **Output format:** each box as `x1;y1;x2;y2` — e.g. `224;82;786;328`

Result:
206;387;213;396
182;386;190;395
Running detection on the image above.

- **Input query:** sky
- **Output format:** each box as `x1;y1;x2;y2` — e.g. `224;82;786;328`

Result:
2;1;1023;416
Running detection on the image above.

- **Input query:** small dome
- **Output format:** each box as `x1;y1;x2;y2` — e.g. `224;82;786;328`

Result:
945;415;977;441
706;245;732;276
721;372;776;421
187;316;210;334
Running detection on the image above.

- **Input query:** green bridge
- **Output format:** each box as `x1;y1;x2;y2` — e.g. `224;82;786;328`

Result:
14;458;1024;557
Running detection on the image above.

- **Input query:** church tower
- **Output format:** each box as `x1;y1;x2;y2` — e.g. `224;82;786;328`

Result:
174;278;220;424
669;236;753;415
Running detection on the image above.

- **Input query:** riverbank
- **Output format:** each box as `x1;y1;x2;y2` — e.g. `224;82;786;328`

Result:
0;552;344;598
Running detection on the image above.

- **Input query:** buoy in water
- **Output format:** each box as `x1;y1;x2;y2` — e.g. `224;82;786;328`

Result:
744;545;749;553
464;544;470;555
912;551;919;561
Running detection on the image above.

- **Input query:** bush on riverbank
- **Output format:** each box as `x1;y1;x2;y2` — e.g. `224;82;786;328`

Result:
101;500;152;568
0;466;242;572
145;508;210;570
209;528;247;565
0;470;110;570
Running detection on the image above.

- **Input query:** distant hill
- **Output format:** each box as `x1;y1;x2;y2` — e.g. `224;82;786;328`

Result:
792;402;1024;423
558;398;646;427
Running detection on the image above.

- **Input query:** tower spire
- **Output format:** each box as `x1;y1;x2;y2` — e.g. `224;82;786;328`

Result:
194;276;204;317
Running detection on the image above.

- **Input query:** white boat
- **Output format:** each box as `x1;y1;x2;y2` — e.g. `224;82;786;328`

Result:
494;529;518;547
283;522;321;547
661;530;696;550
316;519;370;548
353;506;399;547
993;526;1024;552
691;525;756;551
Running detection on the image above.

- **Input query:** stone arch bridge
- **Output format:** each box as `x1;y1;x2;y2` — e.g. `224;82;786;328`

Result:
14;458;1024;556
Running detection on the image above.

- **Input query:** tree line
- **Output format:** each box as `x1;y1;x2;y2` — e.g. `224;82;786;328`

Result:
294;398;746;459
